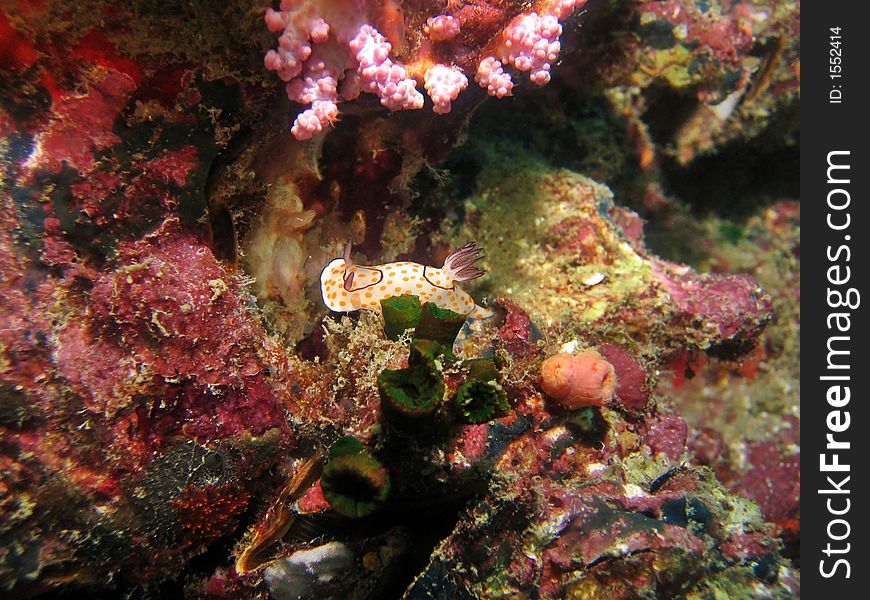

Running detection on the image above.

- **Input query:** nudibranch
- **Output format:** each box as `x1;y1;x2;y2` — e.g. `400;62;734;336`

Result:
320;241;494;318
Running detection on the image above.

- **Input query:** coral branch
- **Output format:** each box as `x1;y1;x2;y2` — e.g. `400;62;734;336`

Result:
485;0;586;88
262;0;587;139
349;24;424;111
425;15;460;41
423;64;468;114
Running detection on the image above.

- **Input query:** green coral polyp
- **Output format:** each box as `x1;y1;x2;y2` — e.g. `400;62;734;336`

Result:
463;356;501;382
321;451;391;518
328;435;365;458
378;345;445;425
410;338;445;363
413;302;466;349
380;295;423;341
454;380;510;424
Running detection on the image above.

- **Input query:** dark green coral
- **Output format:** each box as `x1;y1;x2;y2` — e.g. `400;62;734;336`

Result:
377;343;445;426
378;297;503;428
463;356;501;382
328;435;365;458
453;380;510;424
380;295;423;341
380;295;466;358
413;302;466;351
321;438;390;518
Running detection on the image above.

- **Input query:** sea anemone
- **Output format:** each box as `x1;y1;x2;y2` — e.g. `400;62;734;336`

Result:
540;350;618;409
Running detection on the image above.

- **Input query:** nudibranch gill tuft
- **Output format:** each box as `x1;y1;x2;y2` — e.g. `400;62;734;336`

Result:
320;241;494;318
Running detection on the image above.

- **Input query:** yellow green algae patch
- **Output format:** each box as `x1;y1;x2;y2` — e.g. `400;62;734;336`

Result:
442;149;681;355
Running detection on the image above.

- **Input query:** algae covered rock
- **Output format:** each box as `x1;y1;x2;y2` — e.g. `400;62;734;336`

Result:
0;0;798;597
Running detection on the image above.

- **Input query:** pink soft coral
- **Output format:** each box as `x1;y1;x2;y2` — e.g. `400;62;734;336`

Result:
263;0;586;138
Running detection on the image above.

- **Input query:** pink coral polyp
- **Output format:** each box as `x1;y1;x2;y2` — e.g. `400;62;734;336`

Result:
263;0;586;139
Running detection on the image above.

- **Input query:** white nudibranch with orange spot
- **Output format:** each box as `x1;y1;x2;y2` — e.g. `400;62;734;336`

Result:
320;241;494;318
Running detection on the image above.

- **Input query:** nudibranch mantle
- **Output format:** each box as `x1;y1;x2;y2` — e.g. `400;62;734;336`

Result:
320;242;494;319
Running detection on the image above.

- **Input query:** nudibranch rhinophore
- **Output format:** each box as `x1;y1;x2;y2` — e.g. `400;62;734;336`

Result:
320;241;494;318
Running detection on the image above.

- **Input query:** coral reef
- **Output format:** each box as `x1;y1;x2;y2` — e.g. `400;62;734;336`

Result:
661;201;801;554
444;151;773;357
589;0;800;165
1;0;799;597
